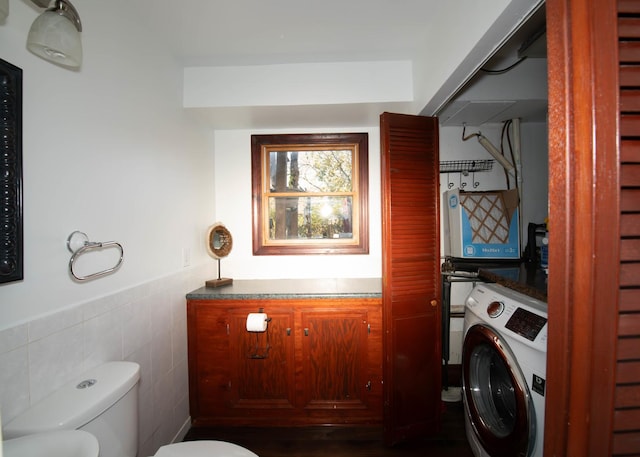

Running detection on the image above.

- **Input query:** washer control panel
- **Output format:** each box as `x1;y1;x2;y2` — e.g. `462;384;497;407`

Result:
465;283;548;350
505;307;547;341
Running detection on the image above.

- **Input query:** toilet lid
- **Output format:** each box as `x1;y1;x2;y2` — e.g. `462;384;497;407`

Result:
154;441;259;457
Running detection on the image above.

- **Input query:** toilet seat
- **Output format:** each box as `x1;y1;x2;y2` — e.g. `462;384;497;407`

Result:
153;440;259;457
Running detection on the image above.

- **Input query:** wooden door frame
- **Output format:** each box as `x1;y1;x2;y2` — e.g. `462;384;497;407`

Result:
545;0;620;455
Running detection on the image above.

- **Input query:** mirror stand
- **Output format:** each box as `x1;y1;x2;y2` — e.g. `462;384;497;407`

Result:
205;222;234;288
205;258;233;288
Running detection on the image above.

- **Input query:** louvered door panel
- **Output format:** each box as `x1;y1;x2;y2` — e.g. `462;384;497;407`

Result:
380;112;441;445
618;337;640;358
615;2;640;453
621;89;640;111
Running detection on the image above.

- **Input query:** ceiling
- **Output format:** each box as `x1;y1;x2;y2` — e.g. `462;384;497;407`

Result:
437;5;548;126
127;0;547;129
129;0;444;67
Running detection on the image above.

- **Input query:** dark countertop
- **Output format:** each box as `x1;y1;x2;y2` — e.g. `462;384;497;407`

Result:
478;264;547;302
186;278;382;300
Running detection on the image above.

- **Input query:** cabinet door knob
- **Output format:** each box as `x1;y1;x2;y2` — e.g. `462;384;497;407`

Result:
304;328;309;336
430;299;438;307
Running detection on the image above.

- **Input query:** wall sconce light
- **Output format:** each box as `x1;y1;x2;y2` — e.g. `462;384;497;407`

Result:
27;0;82;68
0;0;8;22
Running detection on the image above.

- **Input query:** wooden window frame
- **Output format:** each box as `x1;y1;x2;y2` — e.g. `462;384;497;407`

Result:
251;132;369;256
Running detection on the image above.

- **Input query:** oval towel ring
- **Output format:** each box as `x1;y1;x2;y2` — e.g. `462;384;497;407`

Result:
67;231;124;281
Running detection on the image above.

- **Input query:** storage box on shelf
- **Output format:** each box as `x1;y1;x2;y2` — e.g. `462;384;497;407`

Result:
443;188;520;259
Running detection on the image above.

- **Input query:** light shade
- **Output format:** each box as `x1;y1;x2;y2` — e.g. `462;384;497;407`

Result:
0;0;8;22
27;7;82;68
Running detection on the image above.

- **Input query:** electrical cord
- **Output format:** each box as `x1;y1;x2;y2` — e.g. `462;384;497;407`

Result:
500;120;512;188
481;56;528;75
508;120;519;190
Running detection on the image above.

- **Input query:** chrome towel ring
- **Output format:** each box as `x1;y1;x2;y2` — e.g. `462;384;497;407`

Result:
67;231;124;281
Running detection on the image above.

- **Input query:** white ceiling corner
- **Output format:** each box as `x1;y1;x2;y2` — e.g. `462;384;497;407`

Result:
128;0;547;129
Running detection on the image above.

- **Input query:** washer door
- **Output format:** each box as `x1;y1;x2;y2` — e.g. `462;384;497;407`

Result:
462;323;535;457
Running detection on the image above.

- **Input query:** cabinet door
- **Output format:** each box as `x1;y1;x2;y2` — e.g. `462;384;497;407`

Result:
228;309;295;410
187;302;231;422
380;112;441;444
300;310;369;410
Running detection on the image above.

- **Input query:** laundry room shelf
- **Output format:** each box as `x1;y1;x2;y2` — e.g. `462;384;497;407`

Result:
439;159;494;175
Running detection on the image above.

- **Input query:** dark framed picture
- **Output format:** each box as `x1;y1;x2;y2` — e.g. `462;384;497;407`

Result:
0;58;23;284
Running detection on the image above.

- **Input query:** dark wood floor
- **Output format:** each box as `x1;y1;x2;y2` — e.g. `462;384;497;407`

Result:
183;400;474;457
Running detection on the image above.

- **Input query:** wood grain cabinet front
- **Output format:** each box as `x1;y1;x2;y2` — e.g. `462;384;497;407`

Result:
187;297;382;427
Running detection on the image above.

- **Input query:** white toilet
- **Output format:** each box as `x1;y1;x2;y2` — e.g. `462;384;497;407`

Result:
2;361;258;457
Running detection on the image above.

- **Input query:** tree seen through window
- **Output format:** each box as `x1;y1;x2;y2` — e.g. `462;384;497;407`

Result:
269;149;353;240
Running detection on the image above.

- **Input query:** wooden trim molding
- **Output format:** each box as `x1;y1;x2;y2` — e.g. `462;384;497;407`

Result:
545;0;620;455
250;132;369;256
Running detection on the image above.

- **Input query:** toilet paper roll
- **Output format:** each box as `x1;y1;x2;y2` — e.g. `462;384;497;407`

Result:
246;313;268;332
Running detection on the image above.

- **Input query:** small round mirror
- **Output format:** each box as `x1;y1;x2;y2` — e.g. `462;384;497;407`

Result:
206;223;233;259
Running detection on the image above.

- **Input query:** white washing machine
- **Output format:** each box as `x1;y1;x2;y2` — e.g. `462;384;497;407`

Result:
462;283;547;457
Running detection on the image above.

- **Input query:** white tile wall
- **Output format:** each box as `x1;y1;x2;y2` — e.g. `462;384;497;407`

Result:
0;264;212;457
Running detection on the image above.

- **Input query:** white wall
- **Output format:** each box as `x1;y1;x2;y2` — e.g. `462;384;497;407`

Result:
212;127;382;280
184;61;413;108
0;1;215;328
0;1;215;454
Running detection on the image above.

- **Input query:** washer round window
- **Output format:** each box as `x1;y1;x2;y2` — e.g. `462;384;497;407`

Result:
468;343;517;437
462;324;534;457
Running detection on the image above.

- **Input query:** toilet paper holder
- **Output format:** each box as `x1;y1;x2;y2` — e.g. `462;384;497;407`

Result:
247;308;272;359
246;311;270;332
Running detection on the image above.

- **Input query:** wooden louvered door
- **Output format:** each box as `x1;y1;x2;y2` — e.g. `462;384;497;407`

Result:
615;2;640;454
380;112;441;445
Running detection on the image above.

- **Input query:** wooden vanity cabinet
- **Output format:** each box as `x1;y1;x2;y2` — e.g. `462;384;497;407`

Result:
187;297;383;427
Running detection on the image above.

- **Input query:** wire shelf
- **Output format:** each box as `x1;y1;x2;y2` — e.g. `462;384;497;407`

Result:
439;159;494;174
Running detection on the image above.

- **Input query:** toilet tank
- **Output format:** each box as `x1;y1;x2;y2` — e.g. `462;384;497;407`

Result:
3;361;140;457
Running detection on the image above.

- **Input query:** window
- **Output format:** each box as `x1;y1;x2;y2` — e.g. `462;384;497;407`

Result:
251;133;369;255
